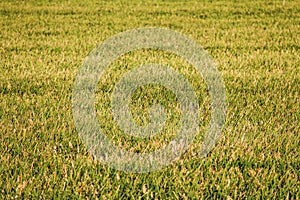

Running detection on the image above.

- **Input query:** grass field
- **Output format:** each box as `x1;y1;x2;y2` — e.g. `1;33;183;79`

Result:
0;0;299;199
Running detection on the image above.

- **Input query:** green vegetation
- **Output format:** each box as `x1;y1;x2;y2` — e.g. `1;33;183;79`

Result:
0;0;299;198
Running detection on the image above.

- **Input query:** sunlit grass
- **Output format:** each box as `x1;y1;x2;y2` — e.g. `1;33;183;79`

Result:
0;0;299;198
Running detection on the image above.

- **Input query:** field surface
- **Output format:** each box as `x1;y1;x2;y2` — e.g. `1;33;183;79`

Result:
0;0;299;199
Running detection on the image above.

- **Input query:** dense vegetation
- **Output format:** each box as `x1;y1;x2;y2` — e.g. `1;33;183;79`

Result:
0;0;299;198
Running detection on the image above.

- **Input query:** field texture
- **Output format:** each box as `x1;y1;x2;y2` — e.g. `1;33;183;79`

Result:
0;0;299;199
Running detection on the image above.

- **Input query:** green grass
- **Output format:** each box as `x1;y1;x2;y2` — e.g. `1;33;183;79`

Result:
0;0;299;199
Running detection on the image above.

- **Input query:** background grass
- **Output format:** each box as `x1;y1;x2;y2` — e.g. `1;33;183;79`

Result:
0;0;299;199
